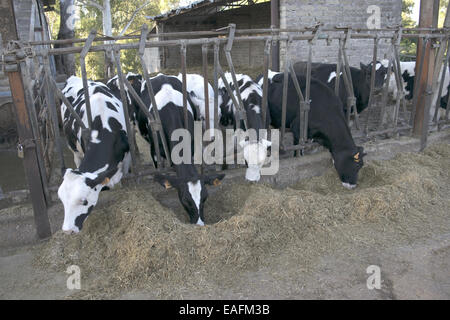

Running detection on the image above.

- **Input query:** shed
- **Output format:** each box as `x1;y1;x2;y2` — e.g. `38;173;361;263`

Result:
0;0;53;144
146;0;402;73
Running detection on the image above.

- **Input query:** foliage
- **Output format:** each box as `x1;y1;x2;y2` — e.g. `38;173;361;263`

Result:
400;0;449;60
400;0;417;59
45;0;181;79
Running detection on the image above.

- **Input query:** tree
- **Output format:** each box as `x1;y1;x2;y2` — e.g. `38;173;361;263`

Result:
400;0;418;59
54;0;76;76
69;0;180;79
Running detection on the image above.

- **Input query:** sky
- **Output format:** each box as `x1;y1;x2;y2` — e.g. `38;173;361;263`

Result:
412;0;420;23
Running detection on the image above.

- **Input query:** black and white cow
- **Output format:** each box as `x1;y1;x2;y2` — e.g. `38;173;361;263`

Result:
176;73;221;139
106;72;143;122
265;71;366;189
387;61;449;118
58;76;131;233
137;74;224;225
218;73;272;181
387;61;416;100
293;60;389;114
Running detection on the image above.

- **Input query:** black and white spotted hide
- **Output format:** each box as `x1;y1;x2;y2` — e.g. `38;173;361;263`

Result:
58;76;130;233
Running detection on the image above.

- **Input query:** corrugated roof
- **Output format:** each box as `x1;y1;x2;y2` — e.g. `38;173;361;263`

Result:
146;0;231;22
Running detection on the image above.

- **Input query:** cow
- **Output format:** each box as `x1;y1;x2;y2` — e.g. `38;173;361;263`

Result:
264;71;366;189
387;61;416;100
218;72;272;181
387;61;449;119
58;76;131;234
176;73;222;139
293;60;389;114
106;72;143;122
137;74;225;225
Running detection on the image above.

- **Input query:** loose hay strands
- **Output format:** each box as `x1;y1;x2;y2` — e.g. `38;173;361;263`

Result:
34;143;450;298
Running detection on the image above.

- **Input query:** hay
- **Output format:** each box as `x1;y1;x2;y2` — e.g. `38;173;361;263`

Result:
34;142;450;298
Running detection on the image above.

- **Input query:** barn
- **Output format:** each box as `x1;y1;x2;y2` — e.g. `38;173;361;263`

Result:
145;0;402;73
0;0;54;145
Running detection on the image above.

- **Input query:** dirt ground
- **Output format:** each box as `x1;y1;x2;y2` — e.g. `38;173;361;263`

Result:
0;142;449;300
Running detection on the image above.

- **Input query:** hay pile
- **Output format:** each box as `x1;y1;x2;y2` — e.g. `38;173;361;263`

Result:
35;143;450;298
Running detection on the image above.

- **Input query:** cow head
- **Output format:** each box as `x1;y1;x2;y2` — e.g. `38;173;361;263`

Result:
58;168;113;234
218;87;236;127
239;139;272;182
154;172;225;225
332;146;366;189
362;61;388;91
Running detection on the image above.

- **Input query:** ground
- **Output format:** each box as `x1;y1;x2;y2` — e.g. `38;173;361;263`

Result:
0;137;449;300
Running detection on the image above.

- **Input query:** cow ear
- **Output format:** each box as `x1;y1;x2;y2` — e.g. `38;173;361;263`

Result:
239;139;250;149
85;168;116;188
154;173;180;190
203;173;225;186
261;139;272;148
357;146;367;157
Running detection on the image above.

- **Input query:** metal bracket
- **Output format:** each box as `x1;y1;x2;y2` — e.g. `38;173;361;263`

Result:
225;23;236;53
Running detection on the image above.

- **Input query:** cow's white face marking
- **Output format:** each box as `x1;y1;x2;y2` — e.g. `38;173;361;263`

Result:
58;170;101;233
327;72;342;83
90;130;100;144
240;139;271;182
251;104;261;114
188;180;202;210
187;180;203;225
375;63;382;71
342;182;356;189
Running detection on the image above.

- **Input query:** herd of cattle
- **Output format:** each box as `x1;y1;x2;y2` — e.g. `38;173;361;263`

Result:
57;59;450;233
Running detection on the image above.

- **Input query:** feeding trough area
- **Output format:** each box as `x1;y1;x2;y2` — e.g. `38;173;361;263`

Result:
0;0;449;301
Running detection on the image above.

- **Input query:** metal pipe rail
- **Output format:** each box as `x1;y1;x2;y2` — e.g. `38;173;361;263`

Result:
2;24;450;188
24;26;450;46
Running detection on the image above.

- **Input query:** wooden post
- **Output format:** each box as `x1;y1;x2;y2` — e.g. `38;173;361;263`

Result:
413;0;439;137
2;0;52;238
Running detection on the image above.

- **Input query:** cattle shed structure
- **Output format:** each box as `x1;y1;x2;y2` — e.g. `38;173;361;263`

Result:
146;0;402;72
0;0;53;144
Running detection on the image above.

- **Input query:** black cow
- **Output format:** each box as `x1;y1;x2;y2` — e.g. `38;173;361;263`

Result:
266;71;366;188
137;74;224;225
58;76;131;233
293;61;388;114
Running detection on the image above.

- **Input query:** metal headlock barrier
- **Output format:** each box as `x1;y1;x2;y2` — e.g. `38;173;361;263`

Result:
2;22;450;238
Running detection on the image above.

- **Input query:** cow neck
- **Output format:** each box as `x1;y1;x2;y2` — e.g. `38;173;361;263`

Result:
351;67;369;110
321;111;357;156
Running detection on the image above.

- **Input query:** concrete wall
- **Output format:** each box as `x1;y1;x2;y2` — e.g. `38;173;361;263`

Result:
279;0;402;67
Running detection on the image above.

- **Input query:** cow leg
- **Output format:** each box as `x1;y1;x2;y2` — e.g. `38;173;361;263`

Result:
290;116;301;157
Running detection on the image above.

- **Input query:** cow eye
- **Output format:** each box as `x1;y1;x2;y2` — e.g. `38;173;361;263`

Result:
81;199;88;206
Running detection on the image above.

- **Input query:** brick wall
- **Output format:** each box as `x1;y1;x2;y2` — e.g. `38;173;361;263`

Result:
151;2;271;71
279;0;402;67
